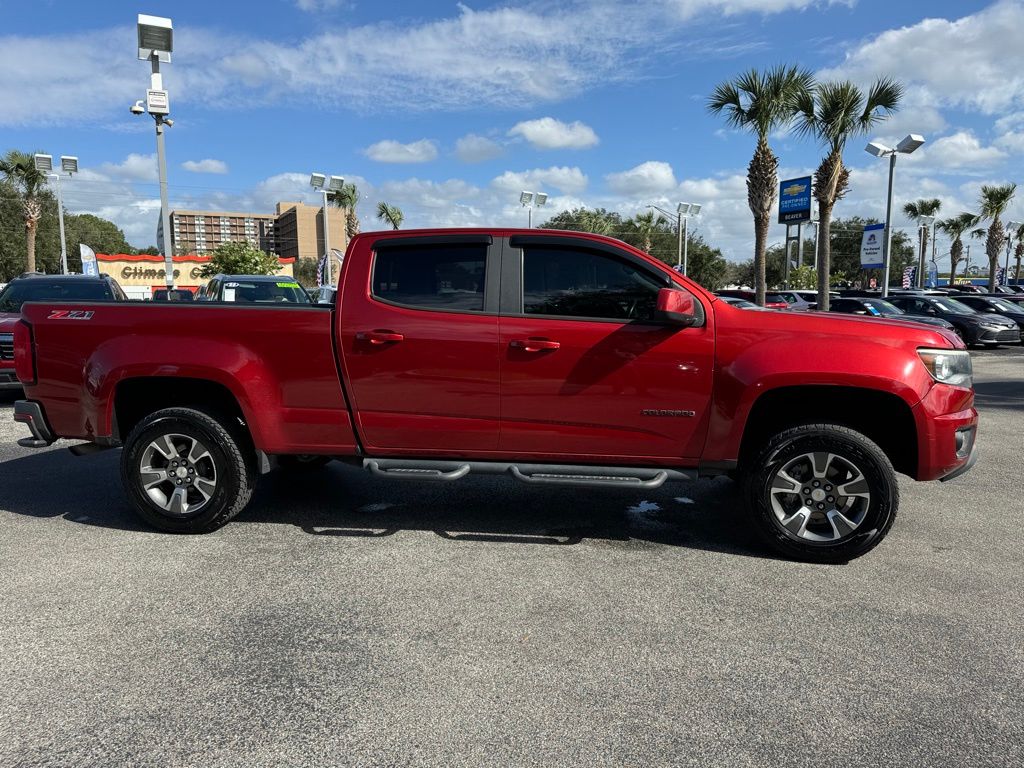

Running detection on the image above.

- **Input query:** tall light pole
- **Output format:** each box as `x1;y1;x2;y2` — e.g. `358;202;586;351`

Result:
311;173;345;285
1005;220;1022;285
865;134;925;297
677;202;701;276
132;14;175;290
520;191;547;227
33;154;78;274
916;214;935;288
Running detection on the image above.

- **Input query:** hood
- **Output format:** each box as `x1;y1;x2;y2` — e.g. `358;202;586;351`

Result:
970;311;1018;327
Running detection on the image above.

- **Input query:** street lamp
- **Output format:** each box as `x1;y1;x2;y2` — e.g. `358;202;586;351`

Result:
865;133;926;297
311;173;345;285
520;191;547;228
646;202;702;274
132;14;175;290
34;153;78;274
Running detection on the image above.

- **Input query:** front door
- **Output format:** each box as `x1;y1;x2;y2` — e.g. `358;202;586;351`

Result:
339;235;500;453
498;238;714;461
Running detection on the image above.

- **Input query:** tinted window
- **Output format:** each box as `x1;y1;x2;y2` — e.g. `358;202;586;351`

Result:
373;244;487;312
522;246;663;321
0;280;113;312
218;280;310;304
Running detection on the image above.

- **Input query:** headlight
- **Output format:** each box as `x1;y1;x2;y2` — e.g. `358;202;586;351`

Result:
918;348;973;388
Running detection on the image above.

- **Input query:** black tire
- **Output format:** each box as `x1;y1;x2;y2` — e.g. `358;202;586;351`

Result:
121;407;256;533
276;454;332;471
741;424;898;563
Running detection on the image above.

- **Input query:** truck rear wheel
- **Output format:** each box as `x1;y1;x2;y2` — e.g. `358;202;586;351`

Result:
121;407;256;534
742;424;898;563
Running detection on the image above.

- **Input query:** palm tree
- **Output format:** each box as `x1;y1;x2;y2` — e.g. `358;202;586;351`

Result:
977;183;1017;290
376;202;403;230
936;213;976;285
328;182;361;241
0;150;47;273
794;78;903;309
903;198;941;286
628;210;666;254
708;65;814;305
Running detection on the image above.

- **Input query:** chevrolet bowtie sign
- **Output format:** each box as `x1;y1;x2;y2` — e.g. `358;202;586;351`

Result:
778;176;812;224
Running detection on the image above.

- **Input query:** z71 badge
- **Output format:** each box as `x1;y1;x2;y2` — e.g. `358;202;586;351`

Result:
47;310;95;320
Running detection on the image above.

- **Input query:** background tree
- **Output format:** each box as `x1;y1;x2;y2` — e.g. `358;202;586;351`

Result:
708;65;814;306
936;213;976;283
376;202;403;230
134;246;161;255
329;182;361;241
976;183;1016;290
198;241;281;278
794;78;903;309
903;198;941;283
624;210;665;254
541;207;622;235
0;150;48;273
1013;222;1024;283
62;213;132;272
292;256;319;288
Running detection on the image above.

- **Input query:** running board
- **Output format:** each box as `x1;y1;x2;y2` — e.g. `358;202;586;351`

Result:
362;458;692;488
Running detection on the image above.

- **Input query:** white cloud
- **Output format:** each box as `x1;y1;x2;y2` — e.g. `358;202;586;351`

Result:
904;132;1007;173
181;158;229;175
295;0;347;11
667;0;852;20
454;134;504;163
97;153;158;183
606;161;679;196
819;0;1024;117
508;117;599;150
364;139;438;164
491;166;589;195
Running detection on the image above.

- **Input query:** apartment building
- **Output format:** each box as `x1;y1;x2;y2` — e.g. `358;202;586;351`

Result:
163;209;277;256
274;202;347;261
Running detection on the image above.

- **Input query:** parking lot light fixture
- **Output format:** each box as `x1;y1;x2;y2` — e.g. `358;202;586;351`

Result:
310;172;343;285
677;202;702;275
865;134;926;297
34;153;76;274
520;190;546;227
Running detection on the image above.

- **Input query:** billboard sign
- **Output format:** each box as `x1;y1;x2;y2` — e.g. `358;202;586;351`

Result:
860;223;885;268
778;176;812;224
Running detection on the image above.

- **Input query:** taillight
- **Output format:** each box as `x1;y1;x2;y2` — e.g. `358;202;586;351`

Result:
13;321;36;385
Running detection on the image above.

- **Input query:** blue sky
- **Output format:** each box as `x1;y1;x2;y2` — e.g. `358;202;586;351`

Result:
2;0;1022;266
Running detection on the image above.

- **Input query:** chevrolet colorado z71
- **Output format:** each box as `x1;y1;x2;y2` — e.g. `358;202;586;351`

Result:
11;229;978;562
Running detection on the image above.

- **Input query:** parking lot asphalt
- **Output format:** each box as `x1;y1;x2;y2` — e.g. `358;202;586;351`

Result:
1;348;1021;768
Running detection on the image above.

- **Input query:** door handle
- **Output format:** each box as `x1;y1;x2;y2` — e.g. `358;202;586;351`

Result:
357;330;404;345
510;338;560;352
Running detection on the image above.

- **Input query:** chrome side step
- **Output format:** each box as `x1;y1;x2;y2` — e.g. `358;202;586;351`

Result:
362;458;691;488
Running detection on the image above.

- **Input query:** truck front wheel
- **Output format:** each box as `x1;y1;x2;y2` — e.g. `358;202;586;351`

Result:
742;424;899;563
121;407;256;534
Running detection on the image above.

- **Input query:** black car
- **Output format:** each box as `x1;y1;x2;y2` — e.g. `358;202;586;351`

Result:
0;273;128;316
888;294;1020;346
955;295;1024;331
196;274;311;304
829;297;956;330
152;288;195;302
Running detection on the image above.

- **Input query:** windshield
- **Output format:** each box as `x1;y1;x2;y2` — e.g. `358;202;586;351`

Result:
218;280;310;304
987;298;1019;313
0;280;113;313
932;298;977;315
863;299;902;316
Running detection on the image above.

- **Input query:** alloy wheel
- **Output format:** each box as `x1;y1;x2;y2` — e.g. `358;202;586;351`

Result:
768;451;871;543
138;433;218;516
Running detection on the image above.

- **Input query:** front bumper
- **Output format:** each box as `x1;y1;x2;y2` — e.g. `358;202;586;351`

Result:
977;326;1020;344
912;384;979;482
13;400;56;448
940;435;978;482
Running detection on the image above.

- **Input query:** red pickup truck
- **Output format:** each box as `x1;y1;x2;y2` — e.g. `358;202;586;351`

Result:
11;229;978;562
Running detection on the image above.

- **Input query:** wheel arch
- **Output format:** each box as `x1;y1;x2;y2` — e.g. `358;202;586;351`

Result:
738;385;918;478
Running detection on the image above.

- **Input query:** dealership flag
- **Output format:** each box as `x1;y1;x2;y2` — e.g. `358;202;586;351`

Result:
902;266;916;289
316;252;328;287
80;244;98;276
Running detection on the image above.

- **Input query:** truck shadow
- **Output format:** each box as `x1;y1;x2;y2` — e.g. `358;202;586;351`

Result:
973;380;1024;412
0;449;770;559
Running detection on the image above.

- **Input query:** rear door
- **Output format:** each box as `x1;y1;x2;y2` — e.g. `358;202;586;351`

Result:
339;234;501;453
497;235;715;461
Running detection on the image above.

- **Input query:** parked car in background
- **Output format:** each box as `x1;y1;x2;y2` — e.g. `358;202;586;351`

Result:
773;290;816;311
152;288;195;302
945;284;986;294
0;273;129;390
715;295;762;309
888;294;1019;346
716;289;789;309
829;297;956;330
955;294;1024;331
196;275;312;304
314;285;337;305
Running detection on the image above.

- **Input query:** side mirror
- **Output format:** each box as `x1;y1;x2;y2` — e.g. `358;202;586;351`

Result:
657;287;702;326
